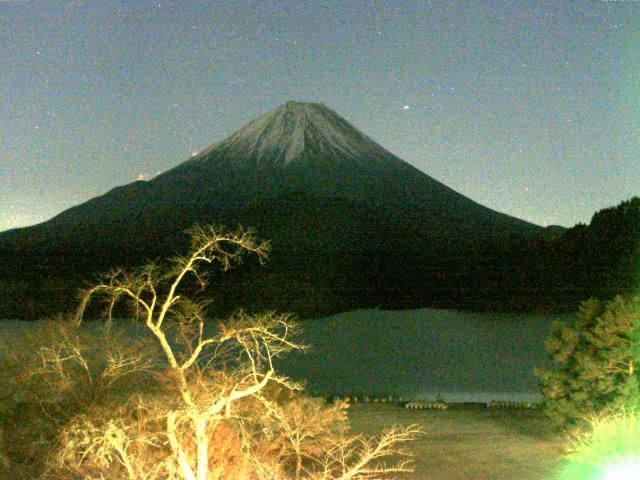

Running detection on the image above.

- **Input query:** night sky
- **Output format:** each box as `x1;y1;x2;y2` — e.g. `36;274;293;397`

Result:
2;0;638;232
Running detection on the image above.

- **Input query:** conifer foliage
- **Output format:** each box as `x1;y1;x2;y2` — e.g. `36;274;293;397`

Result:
536;295;640;427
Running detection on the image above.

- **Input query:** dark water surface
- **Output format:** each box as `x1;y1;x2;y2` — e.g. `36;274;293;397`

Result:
1;308;572;403
275;308;571;403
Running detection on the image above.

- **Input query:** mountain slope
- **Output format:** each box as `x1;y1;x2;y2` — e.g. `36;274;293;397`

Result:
1;101;538;250
0;101;544;318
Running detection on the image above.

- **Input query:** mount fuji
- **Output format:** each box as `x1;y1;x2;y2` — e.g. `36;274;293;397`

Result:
0;101;544;318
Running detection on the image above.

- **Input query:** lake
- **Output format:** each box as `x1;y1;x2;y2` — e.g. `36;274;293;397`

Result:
0;308;573;403
275;308;572;403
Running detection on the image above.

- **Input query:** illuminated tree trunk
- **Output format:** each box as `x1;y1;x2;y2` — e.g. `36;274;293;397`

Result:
195;417;209;480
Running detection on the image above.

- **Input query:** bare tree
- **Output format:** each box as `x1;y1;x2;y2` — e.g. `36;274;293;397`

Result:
0;314;162;479
74;226;298;479
312;425;422;480
40;224;421;480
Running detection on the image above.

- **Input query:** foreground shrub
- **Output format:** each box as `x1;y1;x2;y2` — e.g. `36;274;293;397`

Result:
1;225;419;479
555;407;640;480
0;316;161;478
535;295;640;428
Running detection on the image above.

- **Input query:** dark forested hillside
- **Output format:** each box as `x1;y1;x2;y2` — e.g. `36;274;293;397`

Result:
487;197;639;311
1;197;636;320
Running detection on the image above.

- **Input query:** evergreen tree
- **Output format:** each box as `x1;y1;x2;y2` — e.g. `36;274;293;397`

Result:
536;295;640;427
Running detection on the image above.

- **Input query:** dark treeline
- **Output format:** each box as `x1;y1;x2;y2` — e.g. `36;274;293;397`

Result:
0;197;638;320
472;196;640;311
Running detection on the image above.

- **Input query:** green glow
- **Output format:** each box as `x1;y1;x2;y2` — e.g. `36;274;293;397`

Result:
601;458;640;480
555;410;640;480
556;456;640;480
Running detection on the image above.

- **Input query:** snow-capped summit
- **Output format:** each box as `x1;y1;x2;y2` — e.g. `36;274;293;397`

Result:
184;101;399;170
1;100;542;246
0;101;545;319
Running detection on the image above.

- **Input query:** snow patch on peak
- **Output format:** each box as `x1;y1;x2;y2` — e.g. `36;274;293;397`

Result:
208;101;398;168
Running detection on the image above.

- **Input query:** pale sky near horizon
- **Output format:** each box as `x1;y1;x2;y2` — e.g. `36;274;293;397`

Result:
1;0;638;232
